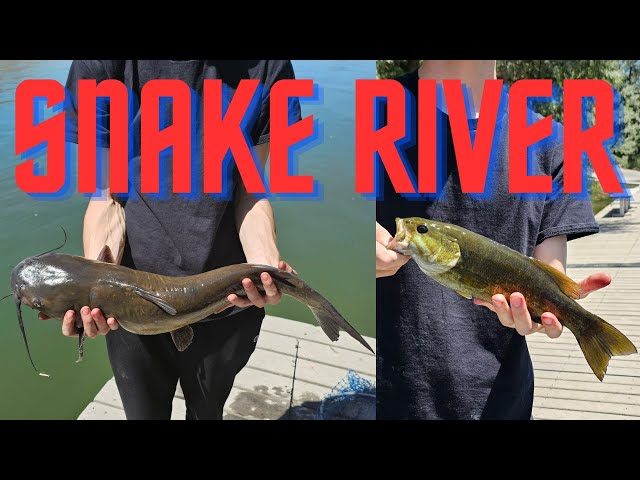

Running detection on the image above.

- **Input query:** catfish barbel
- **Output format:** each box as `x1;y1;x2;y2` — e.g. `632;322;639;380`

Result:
387;217;637;381
10;245;373;374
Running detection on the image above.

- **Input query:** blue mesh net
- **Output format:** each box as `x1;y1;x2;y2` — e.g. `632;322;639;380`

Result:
318;370;376;420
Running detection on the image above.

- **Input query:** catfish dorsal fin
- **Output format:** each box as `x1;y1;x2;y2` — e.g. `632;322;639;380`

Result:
531;257;581;299
96;245;115;264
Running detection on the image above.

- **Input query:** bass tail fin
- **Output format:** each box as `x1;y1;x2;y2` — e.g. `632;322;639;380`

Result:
570;312;637;381
309;304;374;354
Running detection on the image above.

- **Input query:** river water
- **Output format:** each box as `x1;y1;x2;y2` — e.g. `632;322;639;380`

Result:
0;60;374;419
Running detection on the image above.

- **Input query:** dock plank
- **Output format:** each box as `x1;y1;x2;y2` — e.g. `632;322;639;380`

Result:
528;184;640;420
78;315;375;420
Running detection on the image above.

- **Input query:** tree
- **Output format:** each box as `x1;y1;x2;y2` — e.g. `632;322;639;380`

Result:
375;60;640;170
612;60;640;170
497;60;621;123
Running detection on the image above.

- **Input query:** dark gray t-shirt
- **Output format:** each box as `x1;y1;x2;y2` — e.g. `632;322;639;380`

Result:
377;70;599;419
65;60;300;322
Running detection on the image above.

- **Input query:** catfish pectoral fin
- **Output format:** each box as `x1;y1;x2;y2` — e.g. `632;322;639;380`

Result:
171;325;194;352
132;286;177;315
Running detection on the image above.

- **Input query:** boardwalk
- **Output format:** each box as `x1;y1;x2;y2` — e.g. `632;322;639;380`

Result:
529;180;640;420
78;315;376;420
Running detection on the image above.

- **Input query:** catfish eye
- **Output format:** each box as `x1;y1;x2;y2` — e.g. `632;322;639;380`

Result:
417;225;428;234
33;301;41;309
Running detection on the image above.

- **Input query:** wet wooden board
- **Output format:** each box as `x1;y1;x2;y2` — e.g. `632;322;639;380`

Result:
78;315;375;420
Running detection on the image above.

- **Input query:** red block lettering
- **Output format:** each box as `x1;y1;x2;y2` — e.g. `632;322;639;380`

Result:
203;79;266;194
445;79;503;194
77;79;129;194
270;80;315;194
564;80;622;194
15;80;66;194
141;80;192;194
417;80;437;193
355;79;415;194
509;79;553;193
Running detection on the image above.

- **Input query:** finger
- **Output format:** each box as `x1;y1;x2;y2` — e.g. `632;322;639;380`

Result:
38;313;50;320
492;294;515;328
540;312;563;339
227;292;253;308
62;310;78;337
278;261;296;275
106;317;119;330
241;278;266;308
578;273;612;298
377;243;410;271
91;308;110;335
376;222;394;245
261;272;280;304
80;306;98;338
509;293;534;336
473;298;496;312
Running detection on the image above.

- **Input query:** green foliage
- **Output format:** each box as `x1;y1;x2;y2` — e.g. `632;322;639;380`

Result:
375;60;640;170
497;60;620;123
612;61;640;170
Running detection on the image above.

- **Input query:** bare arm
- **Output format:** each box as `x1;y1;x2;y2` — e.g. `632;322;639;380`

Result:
226;143;294;310
82;149;126;263
234;143;279;266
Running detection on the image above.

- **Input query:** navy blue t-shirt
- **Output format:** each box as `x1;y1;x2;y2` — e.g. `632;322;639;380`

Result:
376;70;599;420
65;60;300;323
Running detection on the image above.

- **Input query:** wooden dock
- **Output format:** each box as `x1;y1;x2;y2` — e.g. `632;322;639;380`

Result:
78;315;376;420
529;180;640;420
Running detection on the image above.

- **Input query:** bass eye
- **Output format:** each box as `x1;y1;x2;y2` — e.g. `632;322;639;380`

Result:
417;225;428;234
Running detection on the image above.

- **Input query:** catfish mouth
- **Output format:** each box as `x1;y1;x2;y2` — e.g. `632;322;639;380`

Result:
386;218;412;255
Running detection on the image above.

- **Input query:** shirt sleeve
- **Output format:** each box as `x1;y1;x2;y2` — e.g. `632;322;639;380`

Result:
252;60;302;146
536;123;600;245
64;60;121;147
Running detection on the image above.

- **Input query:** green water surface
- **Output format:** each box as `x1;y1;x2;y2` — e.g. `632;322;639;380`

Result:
0;60;375;419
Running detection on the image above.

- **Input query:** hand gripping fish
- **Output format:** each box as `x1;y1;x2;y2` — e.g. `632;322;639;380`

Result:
11;244;373;375
387;217;637;381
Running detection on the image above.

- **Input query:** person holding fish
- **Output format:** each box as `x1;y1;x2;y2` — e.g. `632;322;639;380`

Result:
40;60;302;420
375;60;627;420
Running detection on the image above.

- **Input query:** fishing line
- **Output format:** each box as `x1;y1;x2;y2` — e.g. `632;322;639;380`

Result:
287;339;299;420
35;226;67;257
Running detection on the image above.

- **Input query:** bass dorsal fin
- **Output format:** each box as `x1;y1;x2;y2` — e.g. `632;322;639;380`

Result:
531;257;581;299
96;245;115;264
